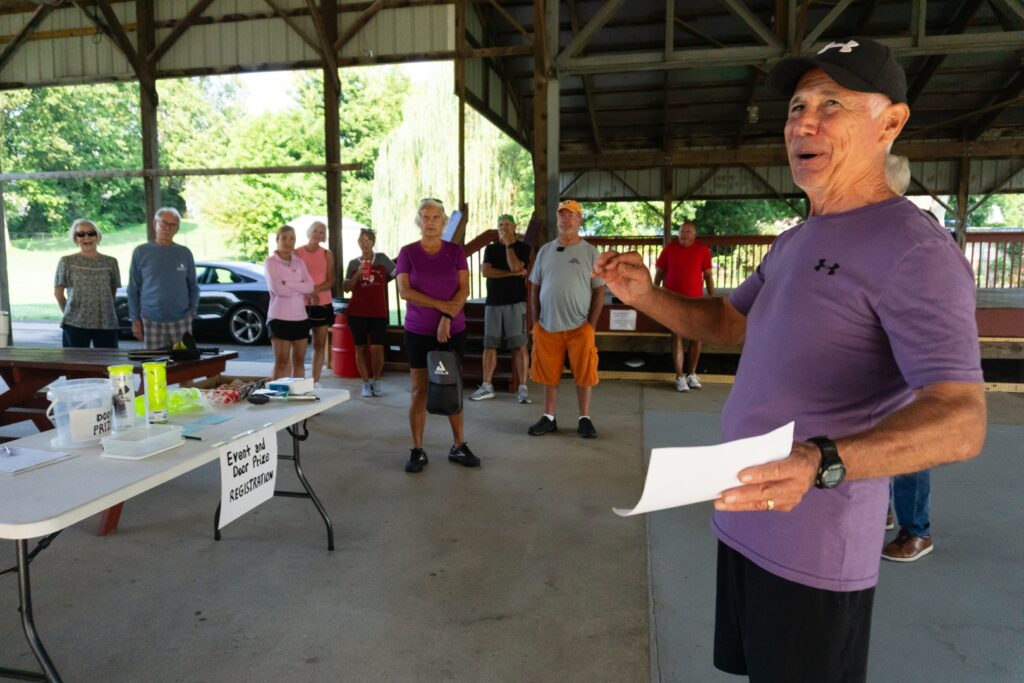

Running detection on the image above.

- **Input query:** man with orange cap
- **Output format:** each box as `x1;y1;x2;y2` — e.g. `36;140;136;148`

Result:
527;200;605;439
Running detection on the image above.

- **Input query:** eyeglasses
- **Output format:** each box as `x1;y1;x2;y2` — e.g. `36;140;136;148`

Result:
76;231;98;238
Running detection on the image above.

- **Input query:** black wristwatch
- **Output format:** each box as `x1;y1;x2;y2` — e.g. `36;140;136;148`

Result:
807;436;846;489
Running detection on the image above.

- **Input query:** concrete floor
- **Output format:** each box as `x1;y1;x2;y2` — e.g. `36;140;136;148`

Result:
1;368;1021;682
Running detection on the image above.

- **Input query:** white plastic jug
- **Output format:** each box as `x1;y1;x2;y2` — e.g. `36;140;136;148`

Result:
46;378;114;448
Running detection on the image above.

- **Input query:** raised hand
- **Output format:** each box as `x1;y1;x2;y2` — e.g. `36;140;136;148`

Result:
592;251;655;307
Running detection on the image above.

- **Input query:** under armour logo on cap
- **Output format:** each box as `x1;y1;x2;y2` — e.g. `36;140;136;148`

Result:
818;40;859;54
434;361;449;376
814;259;840;275
767;36;907;103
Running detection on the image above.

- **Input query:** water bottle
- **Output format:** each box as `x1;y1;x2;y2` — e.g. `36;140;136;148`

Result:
108;364;136;432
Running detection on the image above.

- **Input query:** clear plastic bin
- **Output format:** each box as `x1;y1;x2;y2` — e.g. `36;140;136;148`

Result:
101;424;184;460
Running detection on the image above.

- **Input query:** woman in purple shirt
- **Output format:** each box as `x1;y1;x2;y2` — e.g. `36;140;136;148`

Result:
395;198;479;473
264;225;314;379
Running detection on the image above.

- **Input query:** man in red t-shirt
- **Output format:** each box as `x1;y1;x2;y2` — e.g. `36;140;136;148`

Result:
654;221;715;392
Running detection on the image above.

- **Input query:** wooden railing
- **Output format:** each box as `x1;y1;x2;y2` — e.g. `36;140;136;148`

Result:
384;230;1023;324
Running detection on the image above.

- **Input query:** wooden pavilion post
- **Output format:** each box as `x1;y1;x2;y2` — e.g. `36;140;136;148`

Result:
137;0;160;240
662;166;673;245
321;0;343;281
954;155;971;251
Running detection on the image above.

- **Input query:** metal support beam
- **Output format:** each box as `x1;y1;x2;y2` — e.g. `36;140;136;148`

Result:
567;0;602;153
557;31;1024;75
966;159;1024;214
0;159;12;343
137;0;160;240
909;175;954;214
90;0;158;103
905;0;985;106
263;0;325;57
988;0;1024;25
149;0;216;64
485;0;528;36
321;0;343;278
0;4;52;75
910;0;927;47
801;0;855;49
965;69;1024;141
662;166;673;245
545;0;561;235
556;0;626;63
305;0;341;95
334;0;384;51
456;0;466;212
532;0;549;238
0;164;361;183
721;0;783;48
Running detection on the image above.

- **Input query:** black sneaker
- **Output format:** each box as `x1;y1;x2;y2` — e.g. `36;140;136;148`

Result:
448;442;481;467
528;415;558;436
577;417;597;439
405;448;428;473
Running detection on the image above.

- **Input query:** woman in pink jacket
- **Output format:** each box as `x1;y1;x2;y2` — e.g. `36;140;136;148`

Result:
264;225;314;379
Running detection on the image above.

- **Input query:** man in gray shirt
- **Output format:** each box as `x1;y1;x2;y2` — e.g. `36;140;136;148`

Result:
527;200;605;438
127;207;199;349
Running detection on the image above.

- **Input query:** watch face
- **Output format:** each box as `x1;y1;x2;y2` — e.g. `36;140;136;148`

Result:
821;465;845;487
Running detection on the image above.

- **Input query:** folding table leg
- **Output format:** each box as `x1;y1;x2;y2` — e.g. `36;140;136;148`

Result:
0;540;63;682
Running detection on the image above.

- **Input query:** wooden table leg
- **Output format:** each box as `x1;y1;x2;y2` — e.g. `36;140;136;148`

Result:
96;503;124;536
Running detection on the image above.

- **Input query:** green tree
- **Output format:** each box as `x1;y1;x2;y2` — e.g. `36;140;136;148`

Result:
1;83;145;235
694;199;801;235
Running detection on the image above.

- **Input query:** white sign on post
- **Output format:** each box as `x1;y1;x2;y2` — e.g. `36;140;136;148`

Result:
218;428;278;529
609;309;637;331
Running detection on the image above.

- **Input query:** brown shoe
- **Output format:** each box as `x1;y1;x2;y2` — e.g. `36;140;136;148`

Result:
882;529;933;562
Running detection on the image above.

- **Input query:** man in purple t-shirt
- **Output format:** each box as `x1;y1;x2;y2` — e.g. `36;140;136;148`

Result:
594;38;986;681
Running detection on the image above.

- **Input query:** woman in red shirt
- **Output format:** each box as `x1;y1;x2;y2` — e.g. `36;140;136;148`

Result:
342;228;396;397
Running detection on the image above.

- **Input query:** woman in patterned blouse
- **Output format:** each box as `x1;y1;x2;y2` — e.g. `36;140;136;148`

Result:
53;219;122;348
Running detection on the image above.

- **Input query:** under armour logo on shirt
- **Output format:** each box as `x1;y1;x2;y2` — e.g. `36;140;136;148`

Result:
434;361;449;376
814;259;840;275
569;257;581;265
819;40;859;54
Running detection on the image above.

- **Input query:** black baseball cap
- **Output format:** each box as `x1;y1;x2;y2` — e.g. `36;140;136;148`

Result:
768;37;907;104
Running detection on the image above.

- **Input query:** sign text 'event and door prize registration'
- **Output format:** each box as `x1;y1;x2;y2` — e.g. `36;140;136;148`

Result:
218;427;278;529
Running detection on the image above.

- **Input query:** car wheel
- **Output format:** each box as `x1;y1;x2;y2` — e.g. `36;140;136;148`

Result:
228;305;266;345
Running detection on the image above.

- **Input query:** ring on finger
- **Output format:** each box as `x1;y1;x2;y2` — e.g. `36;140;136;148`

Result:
766;498;775;511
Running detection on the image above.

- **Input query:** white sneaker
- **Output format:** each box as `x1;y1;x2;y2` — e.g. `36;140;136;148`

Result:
360;383;372;398
674;375;690;392
469;383;496;401
370;379;382;396
686;373;702;389
516;385;531;404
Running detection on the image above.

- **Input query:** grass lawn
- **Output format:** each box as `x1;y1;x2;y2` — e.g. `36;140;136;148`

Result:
6;221;244;319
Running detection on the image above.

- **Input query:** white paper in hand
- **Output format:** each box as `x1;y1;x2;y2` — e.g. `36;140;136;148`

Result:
613;422;794;516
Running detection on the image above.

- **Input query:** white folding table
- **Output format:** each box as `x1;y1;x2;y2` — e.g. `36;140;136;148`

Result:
0;389;349;683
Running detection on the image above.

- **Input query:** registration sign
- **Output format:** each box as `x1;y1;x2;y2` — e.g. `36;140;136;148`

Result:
218;427;278;529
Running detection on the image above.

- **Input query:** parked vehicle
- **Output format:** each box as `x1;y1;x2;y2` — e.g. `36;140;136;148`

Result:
116;261;270;345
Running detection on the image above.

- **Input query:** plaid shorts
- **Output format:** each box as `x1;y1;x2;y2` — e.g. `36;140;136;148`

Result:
142;317;193;350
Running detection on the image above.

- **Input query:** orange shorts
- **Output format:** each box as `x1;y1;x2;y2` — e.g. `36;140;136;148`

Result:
530;322;599;387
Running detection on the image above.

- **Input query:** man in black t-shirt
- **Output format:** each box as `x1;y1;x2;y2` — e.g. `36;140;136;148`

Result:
469;214;533;403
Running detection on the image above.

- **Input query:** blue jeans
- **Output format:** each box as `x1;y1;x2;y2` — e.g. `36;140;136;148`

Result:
892;470;931;538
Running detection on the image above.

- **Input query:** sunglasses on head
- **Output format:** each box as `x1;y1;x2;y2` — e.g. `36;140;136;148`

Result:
420;197;444;205
76;231;98;238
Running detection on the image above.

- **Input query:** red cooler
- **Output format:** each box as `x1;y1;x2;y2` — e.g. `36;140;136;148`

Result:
331;312;360;378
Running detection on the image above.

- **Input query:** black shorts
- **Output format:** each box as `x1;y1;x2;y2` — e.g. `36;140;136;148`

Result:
714;541;874;683
349;316;388;346
306;304;333;328
404;330;466;369
269;318;311;341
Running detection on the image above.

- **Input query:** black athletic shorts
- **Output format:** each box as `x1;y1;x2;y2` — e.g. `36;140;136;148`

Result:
713;541;875;683
348;316;387;346
306;304;333;328
269;318;311;341
403;330;466;369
